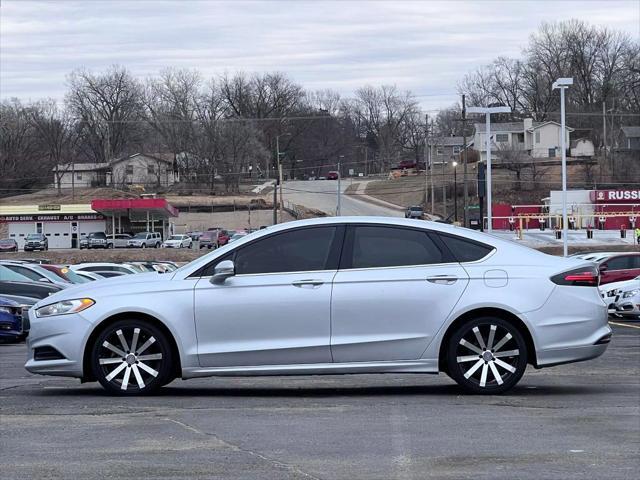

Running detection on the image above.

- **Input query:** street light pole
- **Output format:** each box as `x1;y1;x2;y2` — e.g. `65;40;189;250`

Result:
553;77;573;257
467;105;511;233
337;155;344;215
452;161;458;222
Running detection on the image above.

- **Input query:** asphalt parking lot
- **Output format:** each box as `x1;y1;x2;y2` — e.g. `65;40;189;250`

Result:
1;322;638;480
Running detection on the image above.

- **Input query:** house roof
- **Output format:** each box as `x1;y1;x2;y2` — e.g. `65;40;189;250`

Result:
428;136;466;147
52;163;109;172
109;153;175;165
621;126;640;138
529;121;574;132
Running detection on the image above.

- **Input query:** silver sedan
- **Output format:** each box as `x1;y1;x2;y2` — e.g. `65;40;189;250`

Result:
25;217;611;395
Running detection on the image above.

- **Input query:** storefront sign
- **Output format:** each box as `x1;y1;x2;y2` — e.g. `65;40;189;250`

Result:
38;204;62;211
0;214;105;222
592;189;640;203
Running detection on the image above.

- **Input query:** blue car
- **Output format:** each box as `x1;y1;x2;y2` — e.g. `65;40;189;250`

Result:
0;296;28;343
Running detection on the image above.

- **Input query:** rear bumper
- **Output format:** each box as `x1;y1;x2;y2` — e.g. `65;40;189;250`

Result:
524;286;612;368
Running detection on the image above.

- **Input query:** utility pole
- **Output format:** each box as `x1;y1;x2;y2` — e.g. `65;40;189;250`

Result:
424;114;429;205
602;100;607;168
461;94;469;227
336;155;343;215
441;137;447;218
430;141;435;214
272;178;278;225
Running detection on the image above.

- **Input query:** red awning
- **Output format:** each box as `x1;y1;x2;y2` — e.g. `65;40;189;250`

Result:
91;198;179;221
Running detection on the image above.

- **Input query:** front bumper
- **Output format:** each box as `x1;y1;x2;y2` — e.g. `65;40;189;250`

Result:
24;309;92;378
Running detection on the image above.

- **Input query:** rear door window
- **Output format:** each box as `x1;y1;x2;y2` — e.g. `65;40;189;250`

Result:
344;226;446;269
606;256;632;270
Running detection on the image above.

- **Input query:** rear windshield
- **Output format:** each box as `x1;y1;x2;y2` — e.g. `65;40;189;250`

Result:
133;233;148;239
89;232;106;238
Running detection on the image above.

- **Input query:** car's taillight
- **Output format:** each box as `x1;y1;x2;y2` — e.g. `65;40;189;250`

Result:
551;266;600;286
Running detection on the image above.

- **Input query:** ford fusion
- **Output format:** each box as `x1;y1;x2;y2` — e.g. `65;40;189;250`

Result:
25;217;611;395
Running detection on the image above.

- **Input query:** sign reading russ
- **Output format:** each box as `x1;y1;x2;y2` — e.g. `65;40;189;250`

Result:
591;189;640;203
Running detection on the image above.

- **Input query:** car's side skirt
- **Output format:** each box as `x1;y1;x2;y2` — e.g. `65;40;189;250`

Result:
182;359;438;379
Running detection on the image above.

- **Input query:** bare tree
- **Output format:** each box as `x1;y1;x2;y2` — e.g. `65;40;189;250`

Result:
28;99;78;194
66;66;144;162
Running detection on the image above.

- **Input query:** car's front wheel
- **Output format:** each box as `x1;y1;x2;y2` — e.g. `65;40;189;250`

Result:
446;317;527;394
91;319;174;395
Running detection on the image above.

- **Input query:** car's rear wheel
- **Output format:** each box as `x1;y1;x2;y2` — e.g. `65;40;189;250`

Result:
446;317;527;394
91;319;173;395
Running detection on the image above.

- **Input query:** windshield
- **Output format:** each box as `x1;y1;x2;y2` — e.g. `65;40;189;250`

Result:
0;265;31;282
410;207;423;211
0;239;14;244
26;234;42;240
168;236;181;240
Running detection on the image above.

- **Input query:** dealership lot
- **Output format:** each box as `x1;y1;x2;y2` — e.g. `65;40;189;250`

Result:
1;322;638;480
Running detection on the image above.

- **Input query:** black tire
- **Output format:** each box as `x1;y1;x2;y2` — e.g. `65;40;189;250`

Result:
91;319;174;395
141;243;146;249
446;317;527;394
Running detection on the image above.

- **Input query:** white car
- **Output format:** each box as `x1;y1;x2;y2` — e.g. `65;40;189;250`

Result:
25;217;610;396
69;263;141;275
602;275;640;319
162;235;192;249
127;232;161;249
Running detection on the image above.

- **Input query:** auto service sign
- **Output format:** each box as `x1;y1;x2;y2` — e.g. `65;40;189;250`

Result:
591;189;640;203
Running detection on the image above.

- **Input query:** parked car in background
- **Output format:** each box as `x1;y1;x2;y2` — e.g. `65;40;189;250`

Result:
109;234;133;248
0;280;63;300
39;265;91;284
79;232;109;249
614;276;640;320
0;238;18;252
23;233;48;252
127;232;161;248
228;231;248;243
0;262;70;288
199;230;231;249
575;252;640;285
405;205;424;219
0;296;28;343
162;234;192;249
397;160;417;170
70;263;141;275
73;271;106;282
327;171;339;180
90;271;127;278
187;231;204;241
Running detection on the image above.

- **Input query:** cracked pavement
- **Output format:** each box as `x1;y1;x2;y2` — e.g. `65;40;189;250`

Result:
1;322;638;479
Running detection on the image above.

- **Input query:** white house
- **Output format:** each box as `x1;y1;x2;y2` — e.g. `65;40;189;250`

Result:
472;118;573;161
52;163;109;189
53;153;178;190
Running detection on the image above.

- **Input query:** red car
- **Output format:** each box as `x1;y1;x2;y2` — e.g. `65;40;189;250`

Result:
598;253;640;285
327;171;339;180
0;239;18;252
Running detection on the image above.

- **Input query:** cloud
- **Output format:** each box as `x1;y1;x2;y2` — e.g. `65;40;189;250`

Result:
1;0;638;111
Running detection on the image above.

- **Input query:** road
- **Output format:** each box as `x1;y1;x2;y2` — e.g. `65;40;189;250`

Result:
282;179;402;217
1;322;638;479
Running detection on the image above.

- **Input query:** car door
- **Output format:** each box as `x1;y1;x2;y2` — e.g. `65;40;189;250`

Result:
330;225;469;363
193;225;343;367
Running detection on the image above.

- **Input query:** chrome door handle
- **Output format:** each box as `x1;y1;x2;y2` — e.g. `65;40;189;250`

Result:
426;275;458;285
292;280;324;288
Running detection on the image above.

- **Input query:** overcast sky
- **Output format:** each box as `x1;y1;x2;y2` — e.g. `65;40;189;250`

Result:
1;0;638;111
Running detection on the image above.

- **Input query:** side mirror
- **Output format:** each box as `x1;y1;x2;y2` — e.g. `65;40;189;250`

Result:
210;260;235;284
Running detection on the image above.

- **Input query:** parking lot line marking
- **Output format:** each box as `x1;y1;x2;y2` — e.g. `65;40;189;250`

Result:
609;321;640;330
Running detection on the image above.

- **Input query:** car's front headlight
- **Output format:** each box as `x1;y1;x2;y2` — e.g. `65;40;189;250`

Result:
35;298;95;318
623;289;639;299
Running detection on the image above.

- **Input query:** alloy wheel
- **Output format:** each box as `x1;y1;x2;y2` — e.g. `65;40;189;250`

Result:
93;322;170;394
448;318;527;394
